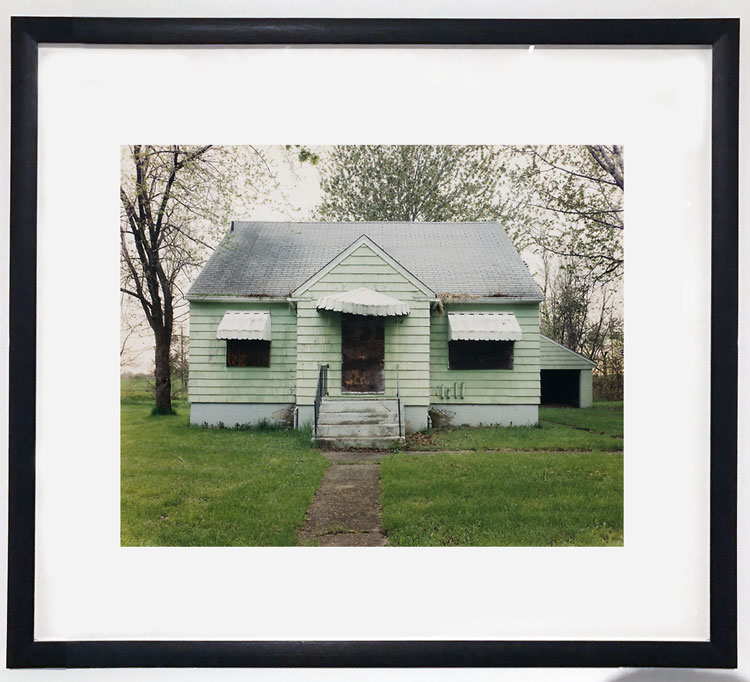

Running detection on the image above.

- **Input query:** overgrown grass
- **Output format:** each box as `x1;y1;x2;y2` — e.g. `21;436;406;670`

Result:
121;374;188;403
381;450;623;546
406;421;622;452
540;403;624;438
122;400;624;547
406;402;623;451
386;403;623;546
121;404;327;546
120;375;155;402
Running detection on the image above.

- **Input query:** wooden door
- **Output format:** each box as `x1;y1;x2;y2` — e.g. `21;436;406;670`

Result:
341;315;385;393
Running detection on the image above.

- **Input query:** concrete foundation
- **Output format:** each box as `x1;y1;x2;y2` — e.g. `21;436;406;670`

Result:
429;404;538;427
404;405;429;432
190;403;294;428
297;405;314;428
192;402;531;431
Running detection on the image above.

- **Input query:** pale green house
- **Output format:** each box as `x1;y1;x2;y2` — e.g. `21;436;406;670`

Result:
186;222;592;447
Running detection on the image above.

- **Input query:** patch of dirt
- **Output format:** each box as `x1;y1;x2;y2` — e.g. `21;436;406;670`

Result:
321;450;390;464
404;431;434;450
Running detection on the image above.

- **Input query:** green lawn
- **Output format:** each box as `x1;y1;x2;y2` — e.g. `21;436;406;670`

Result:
121;404;327;546
381;450;623;546
406;421;622;452
384;401;623;546
540;402;624;438
122;400;623;547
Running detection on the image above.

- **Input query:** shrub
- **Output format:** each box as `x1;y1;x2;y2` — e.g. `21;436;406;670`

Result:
593;373;623;401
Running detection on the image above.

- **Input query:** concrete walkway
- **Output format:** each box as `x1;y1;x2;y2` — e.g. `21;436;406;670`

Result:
298;451;390;547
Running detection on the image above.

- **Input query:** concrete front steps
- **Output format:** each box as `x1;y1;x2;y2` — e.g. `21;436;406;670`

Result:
315;399;404;450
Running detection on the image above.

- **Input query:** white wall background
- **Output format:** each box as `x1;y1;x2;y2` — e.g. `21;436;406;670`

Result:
1;1;748;681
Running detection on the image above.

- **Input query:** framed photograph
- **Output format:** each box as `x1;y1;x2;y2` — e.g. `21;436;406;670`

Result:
7;17;738;669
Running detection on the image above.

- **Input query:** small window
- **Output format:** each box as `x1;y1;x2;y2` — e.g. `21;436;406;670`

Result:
226;339;270;367
448;340;514;370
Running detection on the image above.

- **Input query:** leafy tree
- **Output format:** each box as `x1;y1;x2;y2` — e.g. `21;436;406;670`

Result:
120;145;271;413
314;143;624;377
504;145;624;390
506;145;623;283
315;145;520;222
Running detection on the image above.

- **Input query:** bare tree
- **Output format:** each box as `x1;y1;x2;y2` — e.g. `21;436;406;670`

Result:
541;256;623;370
120;145;272;413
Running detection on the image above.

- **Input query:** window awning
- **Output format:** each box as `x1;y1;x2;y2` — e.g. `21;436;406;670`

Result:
448;312;522;341
316;287;410;317
216;311;271;340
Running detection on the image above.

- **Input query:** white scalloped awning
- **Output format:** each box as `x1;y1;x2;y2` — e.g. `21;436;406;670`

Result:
216;311;271;340
316;288;410;317
448;312;522;341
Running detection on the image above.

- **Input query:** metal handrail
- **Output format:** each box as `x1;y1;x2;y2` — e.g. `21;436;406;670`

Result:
396;364;402;439
313;364;329;439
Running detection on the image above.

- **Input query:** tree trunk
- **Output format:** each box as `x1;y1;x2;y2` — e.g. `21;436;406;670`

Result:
154;332;172;413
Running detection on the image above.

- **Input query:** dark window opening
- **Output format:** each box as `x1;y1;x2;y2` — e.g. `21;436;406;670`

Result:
448;340;514;370
226;339;270;367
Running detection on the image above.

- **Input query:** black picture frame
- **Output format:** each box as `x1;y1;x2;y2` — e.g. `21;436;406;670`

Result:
7;17;738;669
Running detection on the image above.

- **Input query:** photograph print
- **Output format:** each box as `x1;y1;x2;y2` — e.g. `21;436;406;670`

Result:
120;144;624;548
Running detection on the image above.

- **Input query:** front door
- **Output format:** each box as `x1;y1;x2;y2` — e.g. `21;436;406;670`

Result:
341;315;385;393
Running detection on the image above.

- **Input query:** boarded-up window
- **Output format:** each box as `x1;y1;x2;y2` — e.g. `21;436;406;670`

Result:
448;340;514;370
341;315;385;393
226;340;270;367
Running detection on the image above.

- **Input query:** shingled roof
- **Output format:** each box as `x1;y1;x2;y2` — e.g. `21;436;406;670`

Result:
187;222;543;300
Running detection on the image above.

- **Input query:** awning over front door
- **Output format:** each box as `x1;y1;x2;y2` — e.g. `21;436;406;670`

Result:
216;310;272;340
316;287;410;317
448;312;522;341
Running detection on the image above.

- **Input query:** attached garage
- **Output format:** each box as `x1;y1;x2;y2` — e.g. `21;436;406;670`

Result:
539;335;596;408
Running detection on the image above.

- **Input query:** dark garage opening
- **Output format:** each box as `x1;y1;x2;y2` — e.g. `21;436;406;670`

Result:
541;369;580;407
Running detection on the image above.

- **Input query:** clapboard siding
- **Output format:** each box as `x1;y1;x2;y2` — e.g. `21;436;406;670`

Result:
296;244;431;406
430;302;540;404
539;335;596;369
189;245;544;410
189;301;297;403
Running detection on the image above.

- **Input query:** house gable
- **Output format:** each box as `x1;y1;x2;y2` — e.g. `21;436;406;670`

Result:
293;237;433;408
291;235;435;299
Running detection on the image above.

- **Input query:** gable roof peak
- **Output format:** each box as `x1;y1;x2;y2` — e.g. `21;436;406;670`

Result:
290;233;435;298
